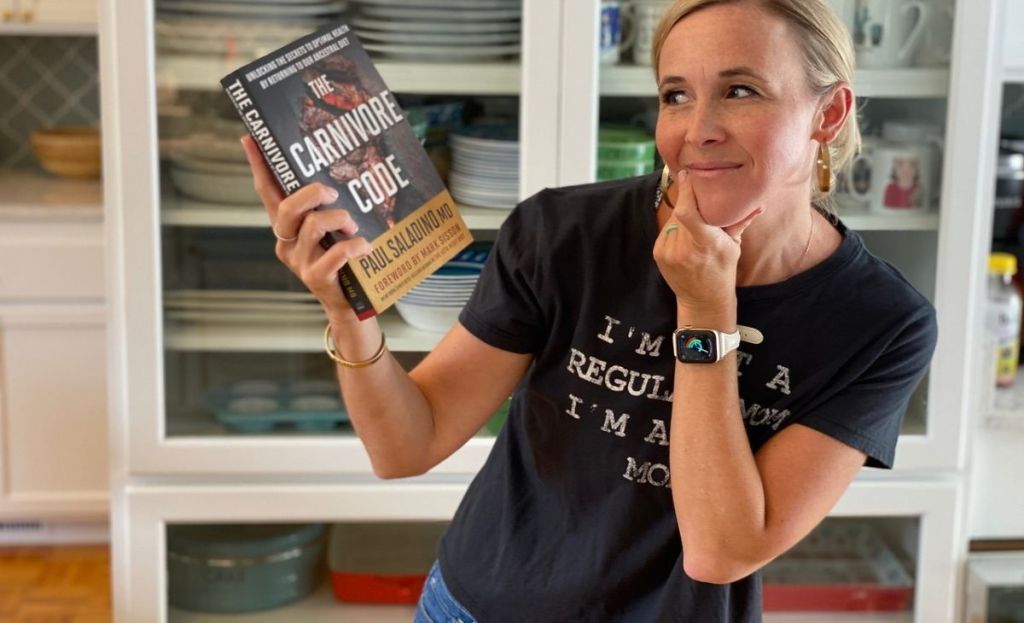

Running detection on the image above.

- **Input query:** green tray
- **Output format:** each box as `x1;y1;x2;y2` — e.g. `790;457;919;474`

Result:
203;380;348;433
597;126;656;161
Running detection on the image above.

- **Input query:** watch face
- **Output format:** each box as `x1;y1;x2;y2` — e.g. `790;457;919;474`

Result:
675;330;717;363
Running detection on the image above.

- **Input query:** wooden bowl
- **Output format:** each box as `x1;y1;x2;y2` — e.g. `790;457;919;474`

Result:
30;127;102;179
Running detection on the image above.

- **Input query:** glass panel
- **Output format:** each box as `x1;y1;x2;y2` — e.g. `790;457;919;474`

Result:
987;586;1024;622
983;84;1024;423
153;0;522;440
763;517;918;621
166;521;449;621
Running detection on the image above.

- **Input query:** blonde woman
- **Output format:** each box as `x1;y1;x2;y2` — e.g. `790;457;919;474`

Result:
242;1;937;620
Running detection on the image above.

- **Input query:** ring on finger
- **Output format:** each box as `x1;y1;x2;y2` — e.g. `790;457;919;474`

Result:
663;224;680;235
272;224;298;242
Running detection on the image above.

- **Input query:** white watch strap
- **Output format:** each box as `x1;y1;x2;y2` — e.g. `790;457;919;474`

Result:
719;330;742;357
737;324;764;345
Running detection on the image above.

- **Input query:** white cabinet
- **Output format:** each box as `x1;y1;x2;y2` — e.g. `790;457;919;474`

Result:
0;188;107;520
1005;0;1024;81
101;0;1006;621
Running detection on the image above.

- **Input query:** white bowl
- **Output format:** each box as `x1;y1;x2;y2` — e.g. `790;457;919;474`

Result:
394;301;462;332
169;165;260;205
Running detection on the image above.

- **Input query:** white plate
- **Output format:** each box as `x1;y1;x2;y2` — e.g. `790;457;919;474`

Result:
358;6;520;20
350;16;520;33
165;289;317;302
354;28;519;46
158;0;347;16
450;134;519;152
170;156;252;176
450;190;517;210
164;300;321;312
451;161;518;177
356;0;517;7
363;42;520;61
166;309;326;323
169;167;260;205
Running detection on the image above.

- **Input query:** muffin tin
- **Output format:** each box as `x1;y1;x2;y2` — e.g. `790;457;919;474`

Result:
203;379;348;433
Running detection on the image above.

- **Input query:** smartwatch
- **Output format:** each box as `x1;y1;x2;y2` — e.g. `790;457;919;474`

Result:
672;325;764;364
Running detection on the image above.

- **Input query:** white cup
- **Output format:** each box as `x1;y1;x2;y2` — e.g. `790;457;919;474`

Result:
600;0;636;65
853;0;930;68
632;0;672;65
849;139;936;213
882;120;944;195
915;0;955;67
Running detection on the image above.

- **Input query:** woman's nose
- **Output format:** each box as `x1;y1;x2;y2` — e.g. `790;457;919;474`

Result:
687;101;727;147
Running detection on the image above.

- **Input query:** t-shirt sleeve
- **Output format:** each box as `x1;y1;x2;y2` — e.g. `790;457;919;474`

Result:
789;305;938;469
458;204;549;354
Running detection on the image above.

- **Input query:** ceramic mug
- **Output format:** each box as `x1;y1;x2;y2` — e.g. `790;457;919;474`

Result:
853;0;930;68
600;0;636;65
632;0;672;65
882;120;944;192
849;140;935;213
915;0;955;67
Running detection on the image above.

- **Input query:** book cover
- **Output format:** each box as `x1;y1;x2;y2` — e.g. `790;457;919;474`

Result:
221;21;473;320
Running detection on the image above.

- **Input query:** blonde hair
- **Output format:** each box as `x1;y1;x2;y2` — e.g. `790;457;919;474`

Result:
650;0;861;213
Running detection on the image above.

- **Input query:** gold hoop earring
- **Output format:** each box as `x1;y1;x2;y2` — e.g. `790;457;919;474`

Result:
816;142;832;193
660;164;673;195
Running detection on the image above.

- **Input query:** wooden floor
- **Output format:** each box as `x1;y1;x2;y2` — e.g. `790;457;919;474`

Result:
0;546;111;623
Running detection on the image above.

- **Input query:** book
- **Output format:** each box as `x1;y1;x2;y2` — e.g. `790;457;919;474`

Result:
220;21;473;320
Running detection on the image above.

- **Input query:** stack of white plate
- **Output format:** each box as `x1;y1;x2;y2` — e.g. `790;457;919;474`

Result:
155;0;347;57
164;290;323;324
448;124;519;210
395;250;487;332
167;135;260;205
350;0;521;62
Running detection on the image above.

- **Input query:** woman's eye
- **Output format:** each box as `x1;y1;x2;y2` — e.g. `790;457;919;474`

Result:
661;90;689;105
728;85;757;98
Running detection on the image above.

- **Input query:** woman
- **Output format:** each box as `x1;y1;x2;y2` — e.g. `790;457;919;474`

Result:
241;0;937;620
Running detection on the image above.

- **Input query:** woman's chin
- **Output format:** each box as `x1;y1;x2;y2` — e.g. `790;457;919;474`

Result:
692;199;757;229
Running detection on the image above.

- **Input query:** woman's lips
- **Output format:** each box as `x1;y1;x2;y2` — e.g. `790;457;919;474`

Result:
685;163;743;178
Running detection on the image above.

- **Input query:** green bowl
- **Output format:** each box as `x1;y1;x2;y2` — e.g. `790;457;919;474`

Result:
597;159;656;180
597;126;656;161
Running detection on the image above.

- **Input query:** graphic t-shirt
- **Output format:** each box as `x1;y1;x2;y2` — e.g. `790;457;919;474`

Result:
439;173;938;622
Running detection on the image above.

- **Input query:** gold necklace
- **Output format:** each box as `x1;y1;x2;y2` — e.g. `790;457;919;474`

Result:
781;212;815;282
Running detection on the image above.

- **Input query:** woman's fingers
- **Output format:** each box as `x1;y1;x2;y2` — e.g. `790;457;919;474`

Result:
303;237;374;304
289;207;361;266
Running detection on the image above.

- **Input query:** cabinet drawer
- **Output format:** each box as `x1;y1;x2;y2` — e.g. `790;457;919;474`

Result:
0;221;104;301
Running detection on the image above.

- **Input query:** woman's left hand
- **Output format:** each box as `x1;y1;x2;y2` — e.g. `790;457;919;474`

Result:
653;169;764;316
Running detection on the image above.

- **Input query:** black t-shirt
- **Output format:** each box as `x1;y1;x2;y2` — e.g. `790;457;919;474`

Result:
439;173;937;622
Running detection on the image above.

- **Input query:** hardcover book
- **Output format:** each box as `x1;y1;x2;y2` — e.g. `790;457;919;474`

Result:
221;21;473;320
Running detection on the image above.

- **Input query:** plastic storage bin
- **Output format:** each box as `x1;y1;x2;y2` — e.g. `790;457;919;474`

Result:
328;522;448;604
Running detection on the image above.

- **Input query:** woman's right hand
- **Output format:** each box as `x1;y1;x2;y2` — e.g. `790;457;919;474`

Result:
241;135;372;322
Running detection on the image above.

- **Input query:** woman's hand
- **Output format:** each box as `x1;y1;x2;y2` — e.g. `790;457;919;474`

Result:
652;169;763;316
241;135;372;323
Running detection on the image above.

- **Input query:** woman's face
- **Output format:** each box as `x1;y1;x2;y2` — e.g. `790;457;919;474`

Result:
655;3;822;227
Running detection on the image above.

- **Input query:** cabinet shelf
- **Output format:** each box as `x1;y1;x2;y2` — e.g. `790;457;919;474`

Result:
600;66;950;98
0;169;102;219
167;580;911;623
160;197;510;230
158;56;521;95
159;197;936;232
0;21;96;36
164;310;443;352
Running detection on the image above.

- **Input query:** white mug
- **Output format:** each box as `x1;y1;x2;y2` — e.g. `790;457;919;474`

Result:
882;120;944;193
849;139;936;213
853;0;930;68
632;0;672;65
915;0;955;67
600;1;636;65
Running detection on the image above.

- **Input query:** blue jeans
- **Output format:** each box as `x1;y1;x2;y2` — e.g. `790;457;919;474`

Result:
414;560;478;623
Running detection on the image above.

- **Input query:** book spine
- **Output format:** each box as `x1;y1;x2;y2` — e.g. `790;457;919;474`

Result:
221;74;377;319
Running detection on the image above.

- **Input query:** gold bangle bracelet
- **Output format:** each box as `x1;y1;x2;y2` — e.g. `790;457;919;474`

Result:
323;323;387;368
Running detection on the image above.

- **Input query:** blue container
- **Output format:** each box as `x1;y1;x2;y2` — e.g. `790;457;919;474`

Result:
167;524;326;613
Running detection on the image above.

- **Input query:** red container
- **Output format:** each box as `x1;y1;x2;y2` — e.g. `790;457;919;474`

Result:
330;571;427;604
763;584;913;611
327;522;448;605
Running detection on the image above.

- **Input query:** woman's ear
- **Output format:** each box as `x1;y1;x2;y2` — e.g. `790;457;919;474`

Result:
814;83;854;143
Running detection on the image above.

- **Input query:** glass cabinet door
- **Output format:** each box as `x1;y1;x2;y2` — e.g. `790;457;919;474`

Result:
559;0;981;471
107;0;557;473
